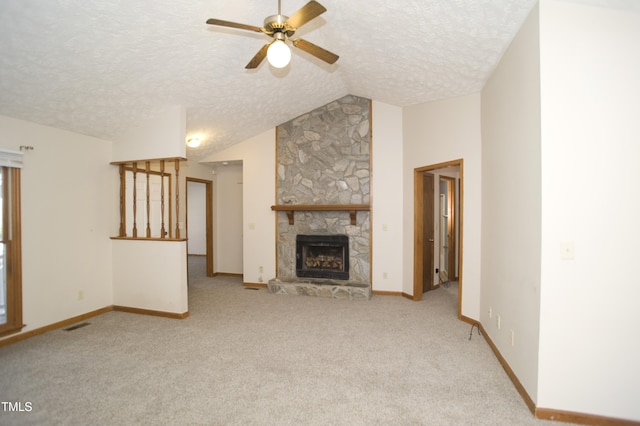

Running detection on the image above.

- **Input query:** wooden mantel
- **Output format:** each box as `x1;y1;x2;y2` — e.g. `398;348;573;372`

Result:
271;204;370;225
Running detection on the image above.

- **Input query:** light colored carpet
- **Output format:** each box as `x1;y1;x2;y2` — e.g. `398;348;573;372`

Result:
0;257;568;425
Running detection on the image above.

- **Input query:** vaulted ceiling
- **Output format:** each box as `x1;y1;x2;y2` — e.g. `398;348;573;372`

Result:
0;0;542;161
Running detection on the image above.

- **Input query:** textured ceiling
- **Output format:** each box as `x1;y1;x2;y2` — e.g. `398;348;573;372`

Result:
0;0;539;162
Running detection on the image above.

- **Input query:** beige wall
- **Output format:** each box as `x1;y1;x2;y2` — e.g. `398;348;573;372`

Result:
371;101;404;292
403;94;483;319
0;115;116;339
537;0;640;420
112;240;187;313
110;106;188;315
112;105;186;162
201;130;276;284
213;164;243;275
481;2;542;403
186;181;207;255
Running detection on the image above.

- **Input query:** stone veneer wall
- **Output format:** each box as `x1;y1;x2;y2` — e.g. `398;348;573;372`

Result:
276;95;371;283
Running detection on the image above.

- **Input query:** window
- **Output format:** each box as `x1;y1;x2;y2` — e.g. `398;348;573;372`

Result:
0;151;23;338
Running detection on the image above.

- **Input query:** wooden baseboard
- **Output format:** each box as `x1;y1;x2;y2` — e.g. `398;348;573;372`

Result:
0;304;189;349
459;315;478;326
243;282;268;288
477;322;636;425
372;290;404;297
113;305;189;319
535;408;639;426
478;322;536;414
0;306;113;348
401;292;414;300
214;272;243;278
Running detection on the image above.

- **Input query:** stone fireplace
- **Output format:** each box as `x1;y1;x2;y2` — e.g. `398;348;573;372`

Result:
267;95;372;300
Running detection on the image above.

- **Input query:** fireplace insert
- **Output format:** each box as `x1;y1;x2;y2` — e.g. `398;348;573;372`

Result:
296;234;349;280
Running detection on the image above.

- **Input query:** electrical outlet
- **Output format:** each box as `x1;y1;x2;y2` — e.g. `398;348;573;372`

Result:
510;330;515;346
496;315;501;330
560;241;575;260
78;290;84;301
383;272;388;279
259;266;264;273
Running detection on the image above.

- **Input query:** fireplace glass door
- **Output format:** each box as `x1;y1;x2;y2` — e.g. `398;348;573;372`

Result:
296;234;349;280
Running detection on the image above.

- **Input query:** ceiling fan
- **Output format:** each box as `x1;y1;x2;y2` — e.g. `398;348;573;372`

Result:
206;0;339;69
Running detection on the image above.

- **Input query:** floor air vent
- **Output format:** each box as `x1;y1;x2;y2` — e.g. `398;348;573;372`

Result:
64;322;91;331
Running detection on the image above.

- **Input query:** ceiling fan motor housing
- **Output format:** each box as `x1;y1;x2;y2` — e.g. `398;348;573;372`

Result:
264;15;295;37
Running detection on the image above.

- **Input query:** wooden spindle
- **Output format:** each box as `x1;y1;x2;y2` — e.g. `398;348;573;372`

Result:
132;162;138;238
174;159;180;239
119;165;126;237
145;161;151;238
160;160;166;238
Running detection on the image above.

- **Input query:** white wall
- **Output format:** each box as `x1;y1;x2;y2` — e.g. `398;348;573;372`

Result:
481;3;541;403
371;101;404;292
201;130;276;284
110;107;188;315
213;164;243;274
537;1;640;420
112;240;187;314
403;94;483;319
186;181;207;255
112;105;186;162
0;115;116;339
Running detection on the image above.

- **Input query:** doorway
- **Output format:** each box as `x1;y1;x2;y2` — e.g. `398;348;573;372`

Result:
422;173;435;293
413;159;463;317
439;175;457;283
186;178;213;278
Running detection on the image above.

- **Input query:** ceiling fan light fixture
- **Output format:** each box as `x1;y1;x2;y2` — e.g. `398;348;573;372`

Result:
267;39;291;68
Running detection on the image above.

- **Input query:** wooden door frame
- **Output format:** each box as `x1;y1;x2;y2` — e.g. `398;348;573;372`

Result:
186;177;214;277
413;159;464;319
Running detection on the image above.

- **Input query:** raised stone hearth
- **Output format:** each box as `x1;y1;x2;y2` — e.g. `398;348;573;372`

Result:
268;278;371;300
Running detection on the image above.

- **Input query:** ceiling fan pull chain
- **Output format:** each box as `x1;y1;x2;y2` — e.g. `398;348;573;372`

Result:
278;0;281;15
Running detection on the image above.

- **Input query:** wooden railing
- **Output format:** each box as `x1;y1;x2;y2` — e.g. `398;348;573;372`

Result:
111;157;186;241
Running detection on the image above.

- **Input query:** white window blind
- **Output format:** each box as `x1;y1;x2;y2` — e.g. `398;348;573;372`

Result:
0;149;23;168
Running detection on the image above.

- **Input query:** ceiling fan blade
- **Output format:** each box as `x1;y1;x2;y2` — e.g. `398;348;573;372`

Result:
206;18;264;33
286;1;327;29
292;38;339;64
245;44;270;69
